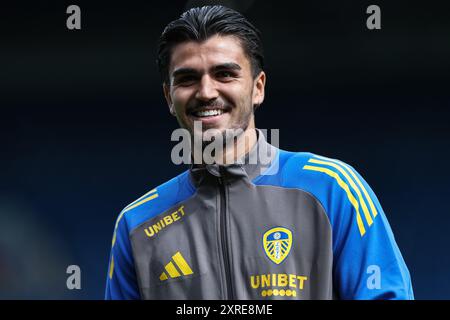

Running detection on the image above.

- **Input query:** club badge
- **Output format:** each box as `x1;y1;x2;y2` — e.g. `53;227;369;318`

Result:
263;227;293;265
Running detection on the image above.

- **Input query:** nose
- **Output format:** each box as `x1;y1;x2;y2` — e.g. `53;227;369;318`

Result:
195;75;219;101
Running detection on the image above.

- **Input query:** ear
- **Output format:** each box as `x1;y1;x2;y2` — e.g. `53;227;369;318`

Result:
163;83;176;116
252;71;266;110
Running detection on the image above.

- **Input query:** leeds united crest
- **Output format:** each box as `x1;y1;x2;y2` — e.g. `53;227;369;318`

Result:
263;227;293;264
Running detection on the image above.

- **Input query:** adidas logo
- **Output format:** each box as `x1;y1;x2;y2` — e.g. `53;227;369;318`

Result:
159;251;193;281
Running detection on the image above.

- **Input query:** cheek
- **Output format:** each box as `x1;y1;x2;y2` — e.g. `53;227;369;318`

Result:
239;88;254;112
172;89;192;113
226;83;253;108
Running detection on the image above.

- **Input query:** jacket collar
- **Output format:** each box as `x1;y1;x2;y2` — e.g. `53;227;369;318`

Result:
189;129;279;187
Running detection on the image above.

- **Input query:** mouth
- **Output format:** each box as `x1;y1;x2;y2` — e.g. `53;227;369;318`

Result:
191;108;226;118
188;106;231;123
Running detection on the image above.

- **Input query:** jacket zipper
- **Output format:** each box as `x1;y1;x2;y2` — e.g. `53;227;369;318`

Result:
218;171;234;299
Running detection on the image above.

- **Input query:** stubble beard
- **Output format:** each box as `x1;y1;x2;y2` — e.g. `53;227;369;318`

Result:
200;103;253;151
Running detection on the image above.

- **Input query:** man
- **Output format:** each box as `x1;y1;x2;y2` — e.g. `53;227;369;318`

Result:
105;5;413;299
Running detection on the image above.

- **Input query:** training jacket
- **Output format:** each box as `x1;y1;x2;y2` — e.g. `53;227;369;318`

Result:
105;130;414;300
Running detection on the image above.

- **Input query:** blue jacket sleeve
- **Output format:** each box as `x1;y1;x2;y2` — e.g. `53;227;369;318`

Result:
105;212;140;300
329;162;414;299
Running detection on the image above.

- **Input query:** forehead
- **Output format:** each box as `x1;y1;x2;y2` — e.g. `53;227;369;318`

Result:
169;34;251;73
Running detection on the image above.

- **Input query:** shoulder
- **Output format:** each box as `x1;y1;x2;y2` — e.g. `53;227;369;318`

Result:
259;149;360;199
277;149;365;194
277;150;379;237
114;170;195;234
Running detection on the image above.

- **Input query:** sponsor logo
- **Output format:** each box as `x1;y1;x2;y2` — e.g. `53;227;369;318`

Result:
144;205;186;238
250;273;308;298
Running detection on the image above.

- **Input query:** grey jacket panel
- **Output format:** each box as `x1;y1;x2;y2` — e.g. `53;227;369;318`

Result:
129;134;334;299
108;129;414;300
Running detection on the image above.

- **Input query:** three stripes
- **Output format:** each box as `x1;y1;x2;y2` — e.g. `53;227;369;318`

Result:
111;188;159;247
109;188;159;279
303;155;378;236
159;251;194;281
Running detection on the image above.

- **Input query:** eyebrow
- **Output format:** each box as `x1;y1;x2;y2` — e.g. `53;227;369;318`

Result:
211;62;242;72
171;62;242;78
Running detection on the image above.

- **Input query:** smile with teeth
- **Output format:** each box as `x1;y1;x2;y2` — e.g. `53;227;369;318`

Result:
192;109;225;117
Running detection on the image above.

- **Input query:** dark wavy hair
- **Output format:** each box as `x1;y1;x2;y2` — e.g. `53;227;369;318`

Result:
156;5;264;84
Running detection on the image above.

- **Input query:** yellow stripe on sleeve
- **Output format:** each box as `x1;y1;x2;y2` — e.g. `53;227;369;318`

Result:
308;158;373;226
303;165;366;236
314;155;378;218
109;256;114;279
111;191;159;247
123;189;157;211
121;193;159;215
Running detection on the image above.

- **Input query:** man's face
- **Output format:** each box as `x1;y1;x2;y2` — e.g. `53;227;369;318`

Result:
163;34;265;139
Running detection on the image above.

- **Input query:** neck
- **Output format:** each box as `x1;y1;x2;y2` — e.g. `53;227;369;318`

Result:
216;126;257;165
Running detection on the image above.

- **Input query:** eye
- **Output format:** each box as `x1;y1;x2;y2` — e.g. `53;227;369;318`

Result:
174;75;197;86
216;71;234;79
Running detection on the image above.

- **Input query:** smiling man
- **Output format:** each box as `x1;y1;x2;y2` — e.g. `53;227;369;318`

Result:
105;5;414;300
163;33;263;165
